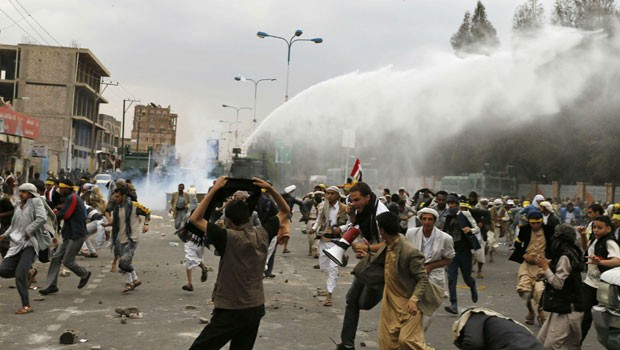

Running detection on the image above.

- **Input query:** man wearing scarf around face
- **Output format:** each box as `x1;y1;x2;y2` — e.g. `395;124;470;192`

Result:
536;224;585;349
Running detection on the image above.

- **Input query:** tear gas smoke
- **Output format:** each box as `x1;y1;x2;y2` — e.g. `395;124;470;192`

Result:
244;25;620;188
125;148;216;212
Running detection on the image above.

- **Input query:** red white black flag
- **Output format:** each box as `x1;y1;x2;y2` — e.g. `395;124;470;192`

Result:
350;158;363;183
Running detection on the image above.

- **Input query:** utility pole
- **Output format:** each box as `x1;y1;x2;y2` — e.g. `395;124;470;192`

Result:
89;80;118;173
121;98;140;160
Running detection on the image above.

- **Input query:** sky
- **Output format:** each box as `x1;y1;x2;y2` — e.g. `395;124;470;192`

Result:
0;0;556;159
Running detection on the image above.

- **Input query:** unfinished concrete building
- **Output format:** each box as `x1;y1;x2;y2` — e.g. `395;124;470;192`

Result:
0;44;110;174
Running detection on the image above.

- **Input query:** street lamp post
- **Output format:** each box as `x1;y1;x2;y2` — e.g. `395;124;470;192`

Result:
257;29;323;102
234;75;276;128
222;104;252;148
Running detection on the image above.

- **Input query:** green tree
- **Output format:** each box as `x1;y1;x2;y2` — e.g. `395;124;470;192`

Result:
552;0;619;30
450;11;473;55
451;1;500;56
552;0;578;26
470;1;501;54
513;0;546;33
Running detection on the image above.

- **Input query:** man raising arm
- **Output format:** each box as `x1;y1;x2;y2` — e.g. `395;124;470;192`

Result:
187;176;290;350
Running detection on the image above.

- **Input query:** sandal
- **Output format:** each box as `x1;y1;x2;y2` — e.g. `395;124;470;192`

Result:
132;279;142;288
323;299;333;307
201;267;208;283
16;305;33;314
182;284;194;292
122;282;135;293
537;310;547;326
525;313;535;325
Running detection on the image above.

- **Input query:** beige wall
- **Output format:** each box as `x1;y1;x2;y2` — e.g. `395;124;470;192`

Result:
20;46;75;84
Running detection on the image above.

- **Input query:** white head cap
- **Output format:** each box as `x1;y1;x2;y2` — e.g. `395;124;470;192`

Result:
18;183;39;197
540;201;554;213
417;207;439;221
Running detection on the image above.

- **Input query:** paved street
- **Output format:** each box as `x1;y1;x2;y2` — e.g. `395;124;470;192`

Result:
0;210;606;349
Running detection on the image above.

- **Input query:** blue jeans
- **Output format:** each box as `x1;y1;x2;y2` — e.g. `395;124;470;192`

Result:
340;277;383;347
447;249;476;306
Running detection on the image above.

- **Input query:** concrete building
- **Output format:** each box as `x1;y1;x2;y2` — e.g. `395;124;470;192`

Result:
0;43;110;174
130;104;177;157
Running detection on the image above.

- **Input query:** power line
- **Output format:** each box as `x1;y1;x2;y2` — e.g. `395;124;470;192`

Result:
119;84;138;100
14;0;62;46
8;0;49;45
109;87;126;99
0;14;25;31
0;6;38;44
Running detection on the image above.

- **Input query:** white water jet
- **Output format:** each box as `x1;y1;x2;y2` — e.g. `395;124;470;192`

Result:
245;25;620;187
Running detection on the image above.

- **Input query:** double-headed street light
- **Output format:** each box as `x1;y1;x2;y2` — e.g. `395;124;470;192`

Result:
256;29;323;102
222;104;252;148
234;75;276;128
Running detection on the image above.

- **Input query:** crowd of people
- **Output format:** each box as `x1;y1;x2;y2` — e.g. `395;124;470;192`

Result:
0;172;151;314
2;171;620;350
218;181;618;350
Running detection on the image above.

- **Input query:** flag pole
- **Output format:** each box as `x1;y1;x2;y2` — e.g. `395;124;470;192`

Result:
344;148;350;183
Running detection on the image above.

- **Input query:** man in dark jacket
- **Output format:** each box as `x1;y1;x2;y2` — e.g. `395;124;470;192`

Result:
39;179;91;295
335;182;389;350
444;195;480;315
30;172;45;194
0;193;14;257
454;308;543;350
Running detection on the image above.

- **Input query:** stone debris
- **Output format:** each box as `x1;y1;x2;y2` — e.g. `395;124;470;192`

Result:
59;330;79;344
91;346;102;350
199;317;209;324
185;305;197;310
34;296;45;301
121;315;127;324
60;269;70;277
115;306;140;317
